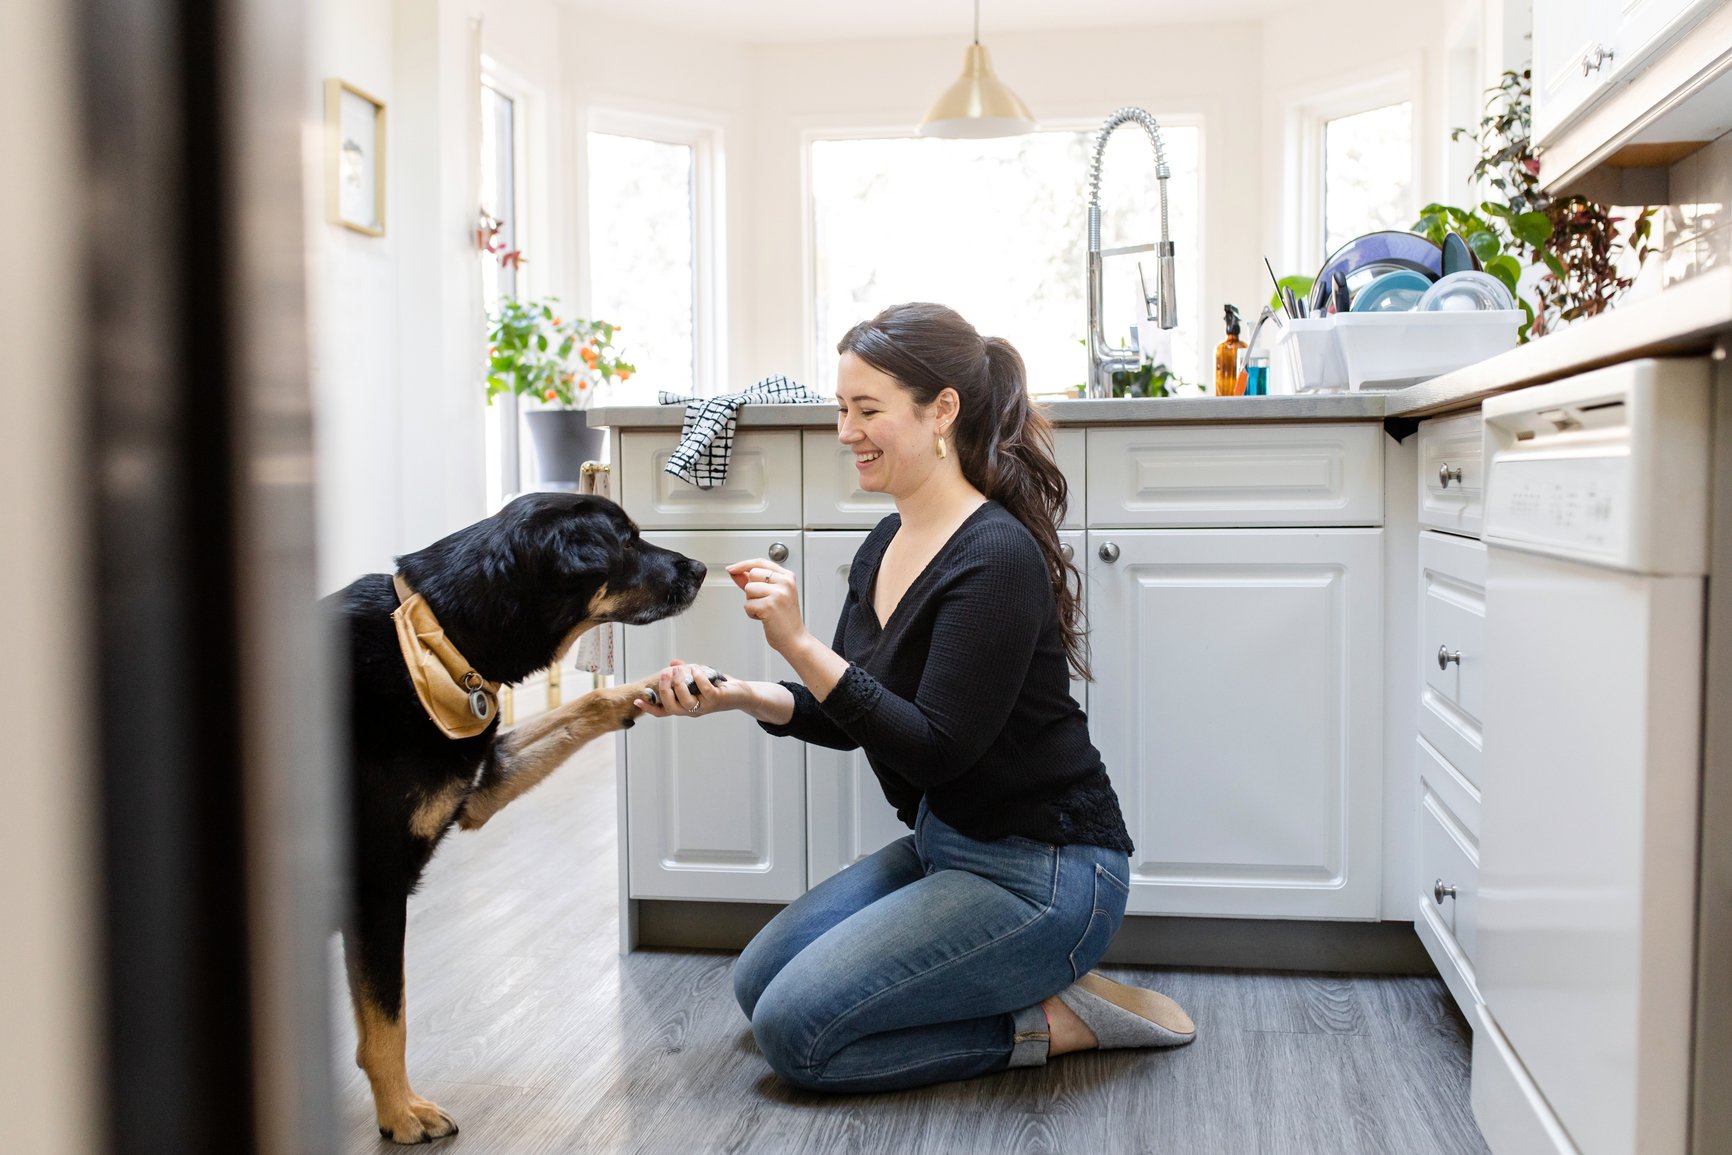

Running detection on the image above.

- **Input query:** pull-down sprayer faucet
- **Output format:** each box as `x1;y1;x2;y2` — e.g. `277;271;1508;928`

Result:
1085;107;1177;398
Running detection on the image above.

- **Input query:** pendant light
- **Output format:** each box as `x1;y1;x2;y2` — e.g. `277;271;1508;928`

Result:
915;0;1036;139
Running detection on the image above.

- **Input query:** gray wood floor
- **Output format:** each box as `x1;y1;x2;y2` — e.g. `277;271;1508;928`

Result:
330;737;1489;1155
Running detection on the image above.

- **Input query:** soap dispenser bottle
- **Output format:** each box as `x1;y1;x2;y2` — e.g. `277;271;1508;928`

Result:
1214;305;1245;396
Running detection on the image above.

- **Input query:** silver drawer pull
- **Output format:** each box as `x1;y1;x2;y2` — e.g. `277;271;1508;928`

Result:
1438;463;1464;488
1060;542;1074;562
1437;645;1462;670
1434;879;1458;904
767;542;789;563
1098;542;1120;563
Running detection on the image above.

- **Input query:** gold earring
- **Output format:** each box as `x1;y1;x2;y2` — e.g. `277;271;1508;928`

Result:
936;435;948;460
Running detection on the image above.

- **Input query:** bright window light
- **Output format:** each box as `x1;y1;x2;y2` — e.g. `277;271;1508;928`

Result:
811;125;1202;393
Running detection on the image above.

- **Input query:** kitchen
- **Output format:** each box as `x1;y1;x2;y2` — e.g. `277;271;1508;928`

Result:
4;0;1730;1152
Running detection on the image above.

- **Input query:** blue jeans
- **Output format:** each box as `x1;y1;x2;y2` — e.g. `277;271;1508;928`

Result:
732;801;1131;1093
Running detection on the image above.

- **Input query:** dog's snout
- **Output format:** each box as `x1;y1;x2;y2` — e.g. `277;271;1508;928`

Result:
683;557;707;583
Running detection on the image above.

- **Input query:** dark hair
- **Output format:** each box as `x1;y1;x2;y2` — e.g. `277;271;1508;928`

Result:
837;302;1090;680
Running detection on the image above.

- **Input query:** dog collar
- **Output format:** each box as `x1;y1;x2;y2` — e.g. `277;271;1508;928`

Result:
390;574;500;739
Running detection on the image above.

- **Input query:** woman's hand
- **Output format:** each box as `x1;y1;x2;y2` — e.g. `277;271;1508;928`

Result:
726;557;812;657
632;659;748;719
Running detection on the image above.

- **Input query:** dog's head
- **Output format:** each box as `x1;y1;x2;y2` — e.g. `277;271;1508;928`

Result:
394;492;706;685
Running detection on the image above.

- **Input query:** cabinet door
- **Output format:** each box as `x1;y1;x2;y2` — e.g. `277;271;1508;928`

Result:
802;532;908;886
1611;0;1718;78
1087;529;1383;918
1533;0;1614;145
622;530;806;901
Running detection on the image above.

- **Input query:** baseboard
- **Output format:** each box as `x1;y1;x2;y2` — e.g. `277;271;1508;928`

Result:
634;900;1436;975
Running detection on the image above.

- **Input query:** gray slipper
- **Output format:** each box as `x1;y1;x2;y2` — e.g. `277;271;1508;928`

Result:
1056;971;1196;1048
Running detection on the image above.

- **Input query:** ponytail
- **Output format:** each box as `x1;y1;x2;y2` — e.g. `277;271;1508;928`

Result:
838;305;1091;680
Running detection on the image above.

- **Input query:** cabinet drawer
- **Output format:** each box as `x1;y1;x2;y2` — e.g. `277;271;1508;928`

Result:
619;430;802;529
802;427;1084;529
1416;784;1480;1013
1085;425;1382;527
1417;411;1484;537
1419;531;1486;786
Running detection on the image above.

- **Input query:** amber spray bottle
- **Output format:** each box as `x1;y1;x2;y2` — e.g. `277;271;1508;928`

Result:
1214;305;1245;396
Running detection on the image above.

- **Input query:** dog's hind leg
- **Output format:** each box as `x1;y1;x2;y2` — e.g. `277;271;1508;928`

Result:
457;674;661;830
343;896;456;1144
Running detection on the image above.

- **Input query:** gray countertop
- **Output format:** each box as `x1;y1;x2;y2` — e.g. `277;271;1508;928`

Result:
586;268;1732;431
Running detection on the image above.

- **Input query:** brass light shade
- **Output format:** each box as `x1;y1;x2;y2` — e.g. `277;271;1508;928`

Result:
916;3;1035;139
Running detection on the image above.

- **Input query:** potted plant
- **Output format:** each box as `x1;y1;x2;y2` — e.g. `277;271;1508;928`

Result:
485;296;635;485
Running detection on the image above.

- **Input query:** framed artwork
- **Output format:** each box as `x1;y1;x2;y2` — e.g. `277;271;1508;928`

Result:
325;79;386;236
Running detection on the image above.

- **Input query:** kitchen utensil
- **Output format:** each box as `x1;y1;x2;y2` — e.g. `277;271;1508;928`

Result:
1332;271;1353;313
1311;231;1443;309
1264;257;1291;318
1417;270;1516;312
1442;231;1478;276
1349;269;1431;313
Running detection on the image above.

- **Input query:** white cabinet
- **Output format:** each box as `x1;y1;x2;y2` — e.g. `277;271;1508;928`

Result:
1532;0;1720;145
1086;528;1384;918
622;530;807;902
802;531;907;886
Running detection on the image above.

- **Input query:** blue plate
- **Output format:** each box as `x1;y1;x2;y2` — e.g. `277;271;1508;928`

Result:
1312;231;1442;310
1350;269;1432;312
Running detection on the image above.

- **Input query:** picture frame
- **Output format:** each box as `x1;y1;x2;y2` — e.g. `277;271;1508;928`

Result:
325;79;386;236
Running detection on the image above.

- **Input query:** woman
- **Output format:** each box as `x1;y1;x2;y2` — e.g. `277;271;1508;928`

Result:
634;302;1195;1093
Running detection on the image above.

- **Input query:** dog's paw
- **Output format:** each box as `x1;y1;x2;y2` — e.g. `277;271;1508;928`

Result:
377;1095;457;1144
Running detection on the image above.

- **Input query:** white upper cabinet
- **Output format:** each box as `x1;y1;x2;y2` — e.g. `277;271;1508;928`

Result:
1087;527;1384;919
1532;0;1722;146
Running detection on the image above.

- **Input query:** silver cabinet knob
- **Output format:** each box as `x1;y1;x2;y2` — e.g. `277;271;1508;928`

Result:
1098;542;1120;563
1437;645;1462;670
1060;542;1074;563
1438;463;1464;489
767;542;789;563
1434;879;1458;904
1581;43;1614;74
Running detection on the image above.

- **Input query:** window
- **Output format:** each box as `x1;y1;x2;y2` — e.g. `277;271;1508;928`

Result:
809;123;1203;391
480;78;521;508
1322;102;1414;257
586;114;723;400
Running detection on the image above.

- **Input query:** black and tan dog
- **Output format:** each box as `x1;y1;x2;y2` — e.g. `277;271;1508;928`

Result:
326;491;705;1143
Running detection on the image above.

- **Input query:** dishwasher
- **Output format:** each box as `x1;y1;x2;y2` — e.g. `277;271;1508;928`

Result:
1469;358;1712;1154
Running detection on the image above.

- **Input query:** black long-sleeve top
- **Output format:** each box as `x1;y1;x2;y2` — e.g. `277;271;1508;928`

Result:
761;501;1134;853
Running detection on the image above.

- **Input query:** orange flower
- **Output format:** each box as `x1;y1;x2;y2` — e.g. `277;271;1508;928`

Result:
616;368;632;381
578;380;589;390
543;388;557;401
580;347;599;368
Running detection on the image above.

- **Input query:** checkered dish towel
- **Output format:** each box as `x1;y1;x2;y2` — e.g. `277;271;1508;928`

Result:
658;375;831;489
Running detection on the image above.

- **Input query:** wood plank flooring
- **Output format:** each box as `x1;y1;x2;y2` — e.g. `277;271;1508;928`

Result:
330;737;1488;1154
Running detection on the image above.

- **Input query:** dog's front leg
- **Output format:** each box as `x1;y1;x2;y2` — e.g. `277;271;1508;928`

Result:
343;904;455;1144
457;675;660;830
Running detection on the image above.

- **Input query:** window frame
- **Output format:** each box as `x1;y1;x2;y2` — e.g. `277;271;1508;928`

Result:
799;113;1208;390
1282;63;1420;277
584;104;727;399
480;56;535;509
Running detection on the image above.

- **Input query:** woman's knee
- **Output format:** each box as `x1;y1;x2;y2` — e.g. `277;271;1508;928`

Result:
748;983;828;1089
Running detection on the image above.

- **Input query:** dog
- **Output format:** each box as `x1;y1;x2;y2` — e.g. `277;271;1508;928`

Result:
326;491;707;1143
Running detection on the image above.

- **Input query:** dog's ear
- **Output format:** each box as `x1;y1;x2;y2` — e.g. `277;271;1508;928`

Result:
547;518;621;588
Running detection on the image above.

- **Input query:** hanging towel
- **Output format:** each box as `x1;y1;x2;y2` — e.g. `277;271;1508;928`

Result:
658;375;831;489
572;461;616;676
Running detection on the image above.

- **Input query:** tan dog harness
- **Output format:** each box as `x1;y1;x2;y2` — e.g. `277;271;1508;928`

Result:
391;574;500;739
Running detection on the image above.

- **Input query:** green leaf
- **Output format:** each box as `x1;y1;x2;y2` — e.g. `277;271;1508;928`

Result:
1467;230;1502;262
1541;248;1567;279
1511;211;1554;246
1267;274;1314;312
1486;254;1523;292
1480;201;1513;219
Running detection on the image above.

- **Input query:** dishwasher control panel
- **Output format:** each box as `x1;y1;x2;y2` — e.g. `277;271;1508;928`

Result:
1481;358;1710;575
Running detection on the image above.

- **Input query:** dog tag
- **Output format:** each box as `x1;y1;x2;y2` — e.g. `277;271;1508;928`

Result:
469;688;493;721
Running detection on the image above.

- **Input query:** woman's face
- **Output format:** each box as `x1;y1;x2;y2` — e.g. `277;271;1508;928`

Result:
835;351;946;498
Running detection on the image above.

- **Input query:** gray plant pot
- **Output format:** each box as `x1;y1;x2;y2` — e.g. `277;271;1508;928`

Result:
523;409;606;486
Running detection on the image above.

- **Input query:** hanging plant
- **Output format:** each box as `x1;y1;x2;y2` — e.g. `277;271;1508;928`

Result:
485;297;634;410
1412;69;1656;341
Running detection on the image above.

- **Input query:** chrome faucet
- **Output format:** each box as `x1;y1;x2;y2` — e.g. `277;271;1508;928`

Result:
1086;107;1177;397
